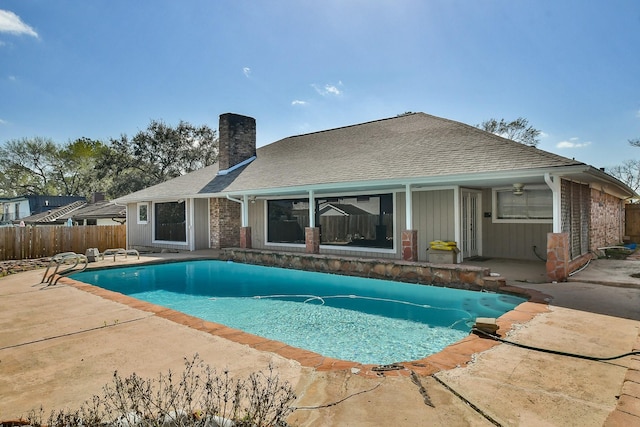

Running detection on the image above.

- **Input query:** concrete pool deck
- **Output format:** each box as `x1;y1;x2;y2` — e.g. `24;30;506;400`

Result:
1;253;639;426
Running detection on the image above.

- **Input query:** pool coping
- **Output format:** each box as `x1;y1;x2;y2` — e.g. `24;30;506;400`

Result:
57;259;552;379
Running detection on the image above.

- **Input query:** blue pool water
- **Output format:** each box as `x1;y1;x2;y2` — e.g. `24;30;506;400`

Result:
71;260;525;365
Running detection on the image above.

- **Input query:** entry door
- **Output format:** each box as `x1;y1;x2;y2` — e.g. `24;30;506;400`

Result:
461;190;481;258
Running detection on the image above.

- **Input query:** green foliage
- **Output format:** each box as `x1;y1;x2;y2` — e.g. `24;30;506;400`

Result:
96;120;217;198
26;354;296;427
0;119;217;199
477;117;541;147
0;137;59;196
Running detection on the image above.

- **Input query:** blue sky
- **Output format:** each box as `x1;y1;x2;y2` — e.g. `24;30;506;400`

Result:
1;1;639;169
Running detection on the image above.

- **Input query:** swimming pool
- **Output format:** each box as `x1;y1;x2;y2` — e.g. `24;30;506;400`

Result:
71;260;525;365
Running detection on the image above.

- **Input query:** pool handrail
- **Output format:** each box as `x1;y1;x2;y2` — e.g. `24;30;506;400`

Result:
41;252;77;283
43;252;89;286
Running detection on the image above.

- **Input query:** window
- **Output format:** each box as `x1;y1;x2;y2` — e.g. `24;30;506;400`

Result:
318;194;393;249
267;199;308;244
266;194;394;249
154;201;186;242
493;187;552;223
137;203;148;224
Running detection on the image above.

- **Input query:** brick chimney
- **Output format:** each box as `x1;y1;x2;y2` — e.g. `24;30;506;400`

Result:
218;113;256;170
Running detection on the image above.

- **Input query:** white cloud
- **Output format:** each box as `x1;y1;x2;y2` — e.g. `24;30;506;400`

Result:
0;118;7;125
291;100;308;106
0;10;38;38
312;81;343;96
556;137;592;149
636;109;640;119
242;67;251;78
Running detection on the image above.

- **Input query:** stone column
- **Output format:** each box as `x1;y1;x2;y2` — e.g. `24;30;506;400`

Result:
547;232;569;282
240;226;252;249
305;227;320;254
402;230;418;261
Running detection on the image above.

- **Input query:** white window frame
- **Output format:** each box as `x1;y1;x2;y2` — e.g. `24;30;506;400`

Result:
492;186;553;224
137;202;149;224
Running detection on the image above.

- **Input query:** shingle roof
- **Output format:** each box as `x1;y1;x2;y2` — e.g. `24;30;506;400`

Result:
226;112;583;192
114;163;248;203
61;201;126;220
17;200;86;224
115;112;588;203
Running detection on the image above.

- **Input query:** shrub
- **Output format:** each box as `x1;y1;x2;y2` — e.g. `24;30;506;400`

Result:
25;354;296;427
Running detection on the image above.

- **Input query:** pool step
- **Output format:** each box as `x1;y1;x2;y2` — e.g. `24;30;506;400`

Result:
481;275;506;292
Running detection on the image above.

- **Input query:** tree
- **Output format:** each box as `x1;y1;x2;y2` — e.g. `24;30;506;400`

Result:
608;138;640;196
607;160;640;195
477;117;541;147
53;137;107;198
0;137;60;195
96;120;218;198
0;136;108;198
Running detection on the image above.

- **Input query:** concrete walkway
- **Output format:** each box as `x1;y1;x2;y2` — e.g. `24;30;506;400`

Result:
1;255;639;426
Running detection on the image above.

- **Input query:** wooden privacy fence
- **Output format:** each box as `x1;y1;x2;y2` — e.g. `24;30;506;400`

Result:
0;225;126;261
626;203;640;243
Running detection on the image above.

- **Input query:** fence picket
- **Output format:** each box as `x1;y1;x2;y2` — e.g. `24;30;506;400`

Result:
0;225;126;261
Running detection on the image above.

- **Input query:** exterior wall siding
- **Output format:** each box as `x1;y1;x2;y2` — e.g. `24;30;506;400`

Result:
193;198;210;250
480;189;551;261
126;203;152;249
126;201;192;252
413;189;455;262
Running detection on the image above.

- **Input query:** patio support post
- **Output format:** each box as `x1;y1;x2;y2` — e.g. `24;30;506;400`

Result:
305;227;320;254
546;232;569;281
240;227;252;249
305;190;320;253
545;173;562;233
402;184;418;261
402;230;418;261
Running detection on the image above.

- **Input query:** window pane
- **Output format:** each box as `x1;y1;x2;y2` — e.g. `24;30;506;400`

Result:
154;202;186;242
496;189;552;220
267;199;308;243
138;204;148;223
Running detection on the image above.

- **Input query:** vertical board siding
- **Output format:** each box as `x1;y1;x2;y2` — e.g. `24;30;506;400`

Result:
0;225;126;261
194;198;210;250
413;189;455;262
626;204;640;243
481;189;551;260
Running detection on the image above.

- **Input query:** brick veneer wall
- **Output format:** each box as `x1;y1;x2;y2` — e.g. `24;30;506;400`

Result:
590;187;625;251
210;198;241;249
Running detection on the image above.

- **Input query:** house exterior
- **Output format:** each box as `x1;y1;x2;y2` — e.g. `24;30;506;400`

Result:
63;201;126;226
114;112;635;281
1;195;85;225
11;194;125;226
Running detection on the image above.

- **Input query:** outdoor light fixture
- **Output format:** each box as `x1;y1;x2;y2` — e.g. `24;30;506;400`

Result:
512;183;525;196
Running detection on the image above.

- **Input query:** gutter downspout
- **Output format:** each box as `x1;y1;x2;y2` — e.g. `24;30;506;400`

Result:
545;173;562;233
226;195;248;227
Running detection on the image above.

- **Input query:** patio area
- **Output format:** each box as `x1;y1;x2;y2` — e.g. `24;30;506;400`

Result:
1;252;638;426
